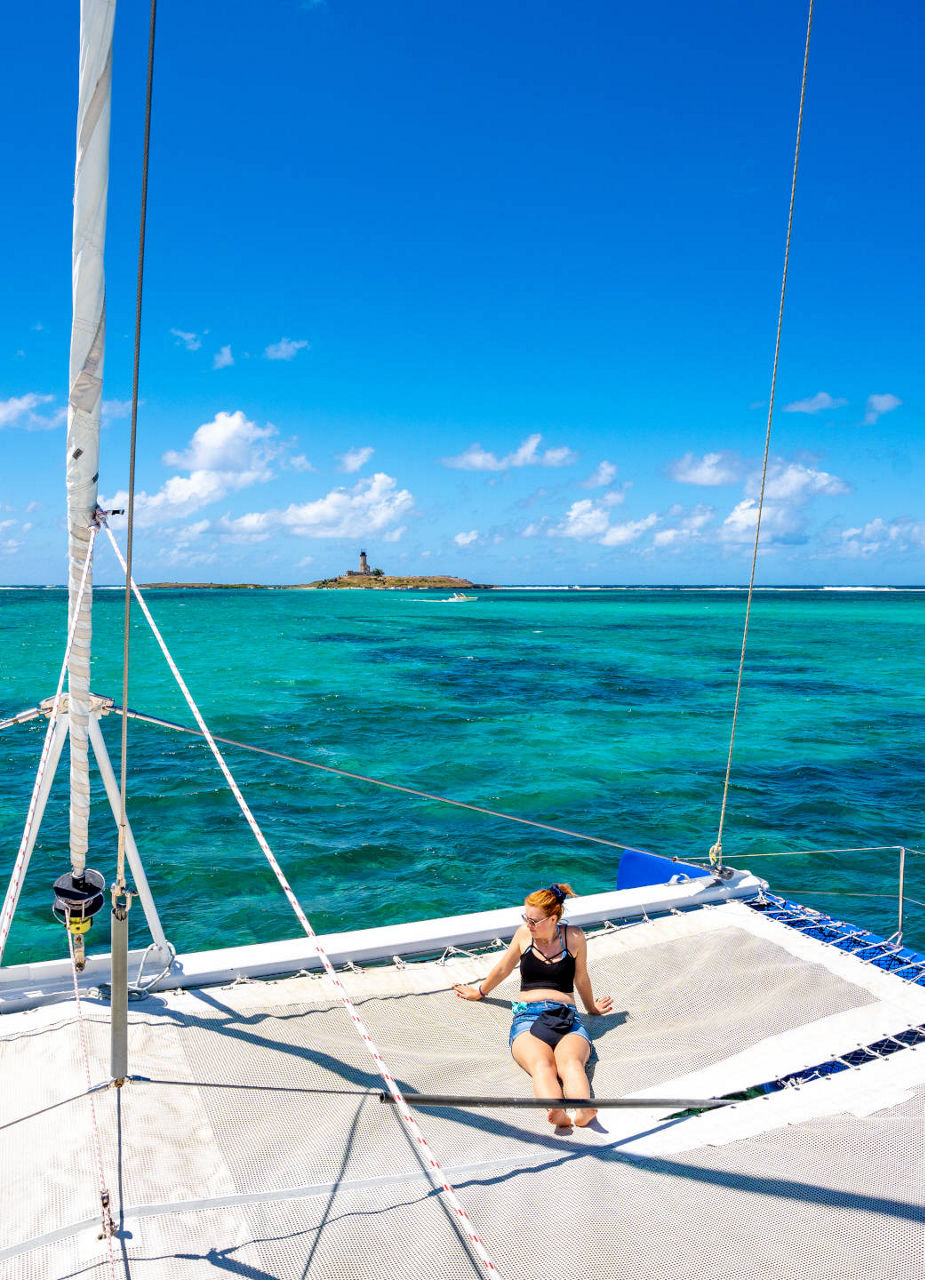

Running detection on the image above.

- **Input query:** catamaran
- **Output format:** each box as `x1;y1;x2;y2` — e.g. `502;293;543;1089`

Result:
1;3;922;1278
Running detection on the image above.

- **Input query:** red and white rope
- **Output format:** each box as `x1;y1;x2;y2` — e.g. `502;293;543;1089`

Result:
102;524;502;1276
67;921;116;1276
0;526;98;963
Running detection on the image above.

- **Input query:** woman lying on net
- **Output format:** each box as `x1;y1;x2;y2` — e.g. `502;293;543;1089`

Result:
454;882;612;1128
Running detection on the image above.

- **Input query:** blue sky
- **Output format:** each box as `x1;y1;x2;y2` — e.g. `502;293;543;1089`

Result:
1;0;922;585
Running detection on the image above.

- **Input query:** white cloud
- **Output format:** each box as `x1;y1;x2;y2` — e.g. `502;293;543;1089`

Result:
652;529;680;547
0;518;27;555
217;510;274;544
547;497;658;547
840;516;925;558
170;328;201;351
670;450;741;486
105;410;279;527
582;461;617;489
163;410;278;474
720;499;807;545
716;459;850;548
163;543;217;568
102;399;133;422
174;519;211;544
552;499;611;540
782;391;847;414
443;433;577;471
338;446;375;474
653;504;715;548
290;454;314;472
212;345;234;370
382;525;406;543
264;337;310;361
222;472;413;541
748;461;849;502
454;530;479;546
864;393;901;425
0;392;63;431
599;513;658;546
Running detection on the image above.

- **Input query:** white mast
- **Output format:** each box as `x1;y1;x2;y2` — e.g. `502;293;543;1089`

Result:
66;0;116;876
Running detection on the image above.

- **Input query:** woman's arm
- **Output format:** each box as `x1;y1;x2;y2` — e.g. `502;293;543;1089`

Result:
570;927;613;1015
454;928;527;1001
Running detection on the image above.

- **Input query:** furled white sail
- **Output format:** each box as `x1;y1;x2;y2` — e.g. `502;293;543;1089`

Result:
65;0;116;875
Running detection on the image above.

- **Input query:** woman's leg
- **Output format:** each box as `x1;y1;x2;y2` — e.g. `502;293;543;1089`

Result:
512;1032;571;1126
554;1034;595;1126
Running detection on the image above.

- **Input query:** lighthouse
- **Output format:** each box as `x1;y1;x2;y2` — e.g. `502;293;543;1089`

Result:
359;550;370;575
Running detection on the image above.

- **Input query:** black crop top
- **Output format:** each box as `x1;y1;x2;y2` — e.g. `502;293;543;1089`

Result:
519;924;576;994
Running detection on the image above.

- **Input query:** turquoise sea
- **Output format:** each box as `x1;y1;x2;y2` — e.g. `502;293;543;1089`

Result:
1;586;923;964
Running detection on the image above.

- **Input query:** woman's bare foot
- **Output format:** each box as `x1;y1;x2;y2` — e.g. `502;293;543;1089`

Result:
547;1107;572;1127
574;1108;597;1127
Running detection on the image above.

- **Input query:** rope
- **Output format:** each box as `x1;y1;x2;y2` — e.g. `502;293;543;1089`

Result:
66;919;116;1273
100;525;502;1276
0;527;98;964
711;0;815;870
116;0;157;892
113;705;647;855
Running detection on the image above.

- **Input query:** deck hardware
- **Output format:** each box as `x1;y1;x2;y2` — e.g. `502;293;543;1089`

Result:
53;868;105;971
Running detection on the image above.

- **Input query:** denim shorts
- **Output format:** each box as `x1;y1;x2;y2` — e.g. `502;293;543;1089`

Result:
509;999;592;1051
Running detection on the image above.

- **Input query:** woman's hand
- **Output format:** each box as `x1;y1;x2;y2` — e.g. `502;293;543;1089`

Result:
453;983;483;1001
589;994;613;1015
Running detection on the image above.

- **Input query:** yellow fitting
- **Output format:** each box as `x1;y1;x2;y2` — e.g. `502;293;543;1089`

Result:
68;917;92;937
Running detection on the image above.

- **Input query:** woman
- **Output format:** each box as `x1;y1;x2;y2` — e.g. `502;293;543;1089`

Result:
454;883;612;1128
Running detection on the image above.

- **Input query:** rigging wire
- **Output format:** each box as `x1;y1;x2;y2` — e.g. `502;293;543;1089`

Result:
711;0;815;870
116;0;157;893
113;704;649;854
0;529;98;964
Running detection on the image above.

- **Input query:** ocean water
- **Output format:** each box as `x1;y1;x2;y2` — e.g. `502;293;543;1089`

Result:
1;586;923;964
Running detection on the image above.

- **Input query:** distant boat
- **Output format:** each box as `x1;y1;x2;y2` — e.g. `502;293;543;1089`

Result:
446;592;477;601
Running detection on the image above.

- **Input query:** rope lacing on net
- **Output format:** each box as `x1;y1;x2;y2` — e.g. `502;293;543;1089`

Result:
711;0;815;871
0;524;98;965
66;914;117;1273
100;522;503;1276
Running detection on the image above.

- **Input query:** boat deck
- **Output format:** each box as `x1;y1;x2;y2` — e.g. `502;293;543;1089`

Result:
1;900;923;1278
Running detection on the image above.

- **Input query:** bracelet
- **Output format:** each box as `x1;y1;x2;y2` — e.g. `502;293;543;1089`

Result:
477;984;485;999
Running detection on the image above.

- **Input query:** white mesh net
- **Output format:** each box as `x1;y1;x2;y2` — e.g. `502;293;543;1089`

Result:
1;906;922;1279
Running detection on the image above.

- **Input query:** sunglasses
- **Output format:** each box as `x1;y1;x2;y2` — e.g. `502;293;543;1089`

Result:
521;914;548;927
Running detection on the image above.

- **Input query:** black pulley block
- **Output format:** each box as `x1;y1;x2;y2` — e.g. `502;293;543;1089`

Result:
52;868;106;926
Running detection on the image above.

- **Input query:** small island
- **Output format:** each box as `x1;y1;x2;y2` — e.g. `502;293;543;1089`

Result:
142;551;492;591
305;573;478;590
307;549;477;590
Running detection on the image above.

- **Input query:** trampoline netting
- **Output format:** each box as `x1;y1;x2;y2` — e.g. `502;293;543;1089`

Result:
1;903;922;1279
